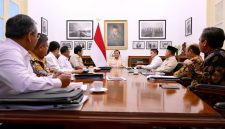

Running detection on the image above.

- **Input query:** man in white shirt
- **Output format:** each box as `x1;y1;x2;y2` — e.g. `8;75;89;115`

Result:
0;14;70;95
136;49;162;70
155;46;178;73
58;46;83;73
45;41;61;72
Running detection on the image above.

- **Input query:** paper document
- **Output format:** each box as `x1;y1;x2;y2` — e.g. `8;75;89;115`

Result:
147;75;179;81
68;82;87;91
106;76;126;81
159;84;180;89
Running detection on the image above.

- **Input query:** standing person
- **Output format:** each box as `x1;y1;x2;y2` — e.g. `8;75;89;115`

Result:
136;49;162;70
0;14;70;95
107;50;125;67
154;46;178;73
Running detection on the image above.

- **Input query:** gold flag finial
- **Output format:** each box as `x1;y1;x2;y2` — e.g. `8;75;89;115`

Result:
96;18;101;22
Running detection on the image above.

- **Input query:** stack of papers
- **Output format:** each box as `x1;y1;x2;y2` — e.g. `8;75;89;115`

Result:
106;76;127;81
68;82;87;91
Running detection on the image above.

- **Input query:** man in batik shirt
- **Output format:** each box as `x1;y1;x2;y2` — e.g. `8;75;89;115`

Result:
190;27;225;106
174;44;203;78
30;33;50;76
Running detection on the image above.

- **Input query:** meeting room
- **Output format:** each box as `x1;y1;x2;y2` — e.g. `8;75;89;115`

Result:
0;0;225;129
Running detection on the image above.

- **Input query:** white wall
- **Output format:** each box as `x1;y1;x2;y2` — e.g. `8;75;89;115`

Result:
28;0;206;65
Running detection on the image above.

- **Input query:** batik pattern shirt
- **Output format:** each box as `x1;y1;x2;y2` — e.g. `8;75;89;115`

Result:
174;56;203;78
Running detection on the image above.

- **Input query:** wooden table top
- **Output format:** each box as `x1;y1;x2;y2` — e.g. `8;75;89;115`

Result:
0;68;224;127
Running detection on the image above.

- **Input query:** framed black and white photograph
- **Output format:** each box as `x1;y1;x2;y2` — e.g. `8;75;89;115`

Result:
87;41;92;50
160;41;172;49
41;17;48;35
132;41;145;49
139;20;166;40
67;20;93;40
185;17;192;36
74;41;86;50
146;41;158;49
60;41;73;50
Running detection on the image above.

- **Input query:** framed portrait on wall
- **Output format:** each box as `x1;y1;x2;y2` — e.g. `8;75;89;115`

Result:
132;41;145;49
160;41;172;49
146;41;158;49
41;17;48;36
185;17;192;36
66;20;93;40
60;41;73;50
104;20;128;50
74;41;86;50
139;20;166;40
87;41;92;50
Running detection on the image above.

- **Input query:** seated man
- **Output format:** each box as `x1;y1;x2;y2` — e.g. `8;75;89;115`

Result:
136;49;162;70
58;46;83;73
30;33;50;76
190;27;225;106
45;41;61;72
174;44;203;78
107;50;125;67
154;46;178;73
191;27;225;86
0;14;70;95
70;45;85;69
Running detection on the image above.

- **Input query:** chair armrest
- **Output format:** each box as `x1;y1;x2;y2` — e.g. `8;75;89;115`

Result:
192;84;225;95
177;77;192;87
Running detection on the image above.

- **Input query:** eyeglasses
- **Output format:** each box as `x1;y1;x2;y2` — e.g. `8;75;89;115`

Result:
37;33;41;39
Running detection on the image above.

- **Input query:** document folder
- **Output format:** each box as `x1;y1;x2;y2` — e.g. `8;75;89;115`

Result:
147;75;180;81
0;88;83;105
99;66;111;71
74;73;104;80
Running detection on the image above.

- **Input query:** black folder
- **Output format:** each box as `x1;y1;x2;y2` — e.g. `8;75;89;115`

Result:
0;88;83;105
74;73;104;80
99;66;111;71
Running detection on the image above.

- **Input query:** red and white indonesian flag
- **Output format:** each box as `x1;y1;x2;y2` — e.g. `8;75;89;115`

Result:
90;23;107;67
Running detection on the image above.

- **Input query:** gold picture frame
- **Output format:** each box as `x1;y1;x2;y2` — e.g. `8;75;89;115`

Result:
104;20;128;50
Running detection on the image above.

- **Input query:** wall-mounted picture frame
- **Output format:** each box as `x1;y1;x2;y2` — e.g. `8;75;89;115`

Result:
104;20;128;50
185;17;192;36
66;20;93;40
132;41;145;49
146;41;158;49
74;41;86;50
87;41;92;50
60;41;73;50
41;17;48;36
160;41;172;49
139;20;166;40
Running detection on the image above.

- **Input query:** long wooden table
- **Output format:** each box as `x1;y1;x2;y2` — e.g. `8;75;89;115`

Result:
0;68;225;128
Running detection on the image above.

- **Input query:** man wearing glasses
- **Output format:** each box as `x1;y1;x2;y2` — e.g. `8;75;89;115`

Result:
0;14;71;95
